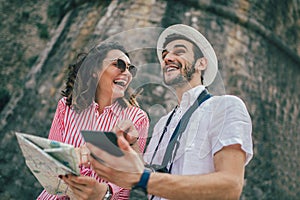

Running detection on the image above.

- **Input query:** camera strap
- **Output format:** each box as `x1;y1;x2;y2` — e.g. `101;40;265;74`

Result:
149;89;212;172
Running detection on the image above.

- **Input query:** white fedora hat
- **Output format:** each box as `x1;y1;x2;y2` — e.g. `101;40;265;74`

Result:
157;24;218;86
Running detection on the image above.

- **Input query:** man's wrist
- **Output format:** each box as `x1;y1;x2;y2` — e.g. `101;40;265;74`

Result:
129;168;151;199
132;168;151;191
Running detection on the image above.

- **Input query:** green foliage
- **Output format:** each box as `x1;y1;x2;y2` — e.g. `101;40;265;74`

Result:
47;0;109;25
162;0;189;27
47;0;69;20
0;88;10;112
36;23;49;39
27;55;39;67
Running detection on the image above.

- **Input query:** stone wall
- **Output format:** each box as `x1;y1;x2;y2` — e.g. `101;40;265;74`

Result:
0;0;299;199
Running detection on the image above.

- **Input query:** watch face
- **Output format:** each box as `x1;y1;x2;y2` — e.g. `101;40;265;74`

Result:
103;187;112;200
129;187;148;200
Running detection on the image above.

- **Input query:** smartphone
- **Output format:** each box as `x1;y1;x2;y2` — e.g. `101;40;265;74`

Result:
81;130;124;157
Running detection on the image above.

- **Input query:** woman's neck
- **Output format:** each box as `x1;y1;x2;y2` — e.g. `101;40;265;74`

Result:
95;91;113;114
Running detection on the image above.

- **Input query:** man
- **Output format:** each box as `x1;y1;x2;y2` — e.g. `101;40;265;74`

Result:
87;24;253;199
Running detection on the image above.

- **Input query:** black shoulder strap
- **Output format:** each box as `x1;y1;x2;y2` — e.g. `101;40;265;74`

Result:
161;89;211;170
149;106;178;165
148;89;211;200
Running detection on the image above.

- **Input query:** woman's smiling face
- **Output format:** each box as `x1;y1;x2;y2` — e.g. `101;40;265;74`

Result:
97;49;133;101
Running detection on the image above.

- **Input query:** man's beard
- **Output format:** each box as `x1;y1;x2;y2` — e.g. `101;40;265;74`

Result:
164;62;196;86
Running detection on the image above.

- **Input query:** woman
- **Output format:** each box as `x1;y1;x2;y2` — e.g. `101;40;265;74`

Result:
37;42;149;200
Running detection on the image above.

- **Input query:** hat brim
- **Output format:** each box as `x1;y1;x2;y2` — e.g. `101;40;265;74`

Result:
157;24;218;86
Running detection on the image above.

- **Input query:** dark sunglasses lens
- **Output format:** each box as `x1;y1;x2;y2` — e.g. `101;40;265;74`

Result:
117;59;137;77
117;59;126;72
129;65;137;77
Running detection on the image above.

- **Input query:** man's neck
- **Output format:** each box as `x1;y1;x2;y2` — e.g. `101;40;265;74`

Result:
175;85;192;103
174;80;202;104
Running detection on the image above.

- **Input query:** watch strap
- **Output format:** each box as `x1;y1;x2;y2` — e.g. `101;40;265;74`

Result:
134;168;151;191
130;169;151;199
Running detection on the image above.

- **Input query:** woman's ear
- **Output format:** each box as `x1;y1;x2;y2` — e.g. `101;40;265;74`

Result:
195;57;207;72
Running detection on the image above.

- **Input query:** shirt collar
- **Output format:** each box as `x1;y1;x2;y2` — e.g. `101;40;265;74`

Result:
180;85;206;109
93;100;123;116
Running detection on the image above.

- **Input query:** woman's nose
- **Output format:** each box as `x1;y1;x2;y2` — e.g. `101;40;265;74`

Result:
122;67;130;74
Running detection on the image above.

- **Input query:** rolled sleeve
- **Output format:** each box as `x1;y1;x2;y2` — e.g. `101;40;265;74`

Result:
209;95;253;165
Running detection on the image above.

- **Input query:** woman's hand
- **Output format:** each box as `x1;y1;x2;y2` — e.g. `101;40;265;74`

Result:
75;144;91;166
113;119;139;147
61;174;108;200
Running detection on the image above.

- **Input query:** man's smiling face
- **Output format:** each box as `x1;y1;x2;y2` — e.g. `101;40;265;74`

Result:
161;39;196;86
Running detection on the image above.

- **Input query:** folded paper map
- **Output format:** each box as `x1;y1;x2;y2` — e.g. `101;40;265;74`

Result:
15;132;80;198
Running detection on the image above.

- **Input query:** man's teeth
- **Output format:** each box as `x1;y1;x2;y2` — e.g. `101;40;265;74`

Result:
113;80;127;86
167;67;178;72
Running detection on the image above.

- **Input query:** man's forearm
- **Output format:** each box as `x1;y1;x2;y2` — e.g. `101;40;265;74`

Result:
145;145;246;199
147;172;244;200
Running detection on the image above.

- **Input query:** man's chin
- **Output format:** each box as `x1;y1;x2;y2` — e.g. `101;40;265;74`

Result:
164;76;187;86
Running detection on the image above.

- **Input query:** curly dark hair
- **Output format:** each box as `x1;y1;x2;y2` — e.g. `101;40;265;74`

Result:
61;42;139;112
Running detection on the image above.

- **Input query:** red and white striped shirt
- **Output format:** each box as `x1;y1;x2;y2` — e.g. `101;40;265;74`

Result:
37;97;149;200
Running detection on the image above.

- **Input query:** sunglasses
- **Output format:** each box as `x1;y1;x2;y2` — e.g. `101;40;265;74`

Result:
112;59;137;77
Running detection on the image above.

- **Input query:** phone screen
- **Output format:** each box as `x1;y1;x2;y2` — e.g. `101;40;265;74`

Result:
81;130;124;157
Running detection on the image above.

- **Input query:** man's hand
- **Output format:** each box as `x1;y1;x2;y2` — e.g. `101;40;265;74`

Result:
86;135;144;189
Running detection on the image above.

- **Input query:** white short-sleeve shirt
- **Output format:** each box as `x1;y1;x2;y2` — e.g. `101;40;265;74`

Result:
143;85;253;199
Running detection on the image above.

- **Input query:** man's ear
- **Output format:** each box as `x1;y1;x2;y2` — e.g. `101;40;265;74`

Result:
195;57;207;72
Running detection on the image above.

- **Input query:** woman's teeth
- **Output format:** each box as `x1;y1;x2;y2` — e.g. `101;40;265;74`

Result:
113;80;127;86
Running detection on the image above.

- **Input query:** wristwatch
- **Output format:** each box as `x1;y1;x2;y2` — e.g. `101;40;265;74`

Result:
129;168;151;199
135;168;151;190
103;185;112;200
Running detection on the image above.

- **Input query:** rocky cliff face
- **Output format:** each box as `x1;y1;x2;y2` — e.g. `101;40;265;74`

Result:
1;0;299;199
